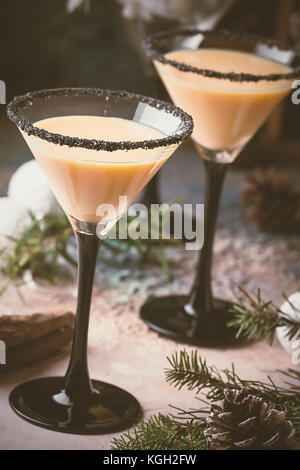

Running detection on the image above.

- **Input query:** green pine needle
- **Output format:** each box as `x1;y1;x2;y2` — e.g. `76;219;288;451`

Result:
228;286;300;345
165;349;300;405
165;350;300;439
113;350;300;449
111;413;207;450
0;201;181;295
0;212;75;293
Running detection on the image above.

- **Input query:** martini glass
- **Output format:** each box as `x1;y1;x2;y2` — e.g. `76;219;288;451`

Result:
7;88;193;434
116;1;234;208
140;29;300;347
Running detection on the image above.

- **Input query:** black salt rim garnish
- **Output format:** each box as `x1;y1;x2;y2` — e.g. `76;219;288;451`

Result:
7;88;193;152
145;28;300;83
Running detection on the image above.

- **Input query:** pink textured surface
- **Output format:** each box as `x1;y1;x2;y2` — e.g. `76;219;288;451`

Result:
0;244;297;450
1;148;300;449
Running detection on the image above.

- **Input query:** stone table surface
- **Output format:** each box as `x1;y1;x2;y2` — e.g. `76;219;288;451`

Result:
0;143;300;450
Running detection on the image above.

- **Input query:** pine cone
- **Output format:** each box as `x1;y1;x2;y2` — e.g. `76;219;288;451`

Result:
204;389;295;450
242;168;300;233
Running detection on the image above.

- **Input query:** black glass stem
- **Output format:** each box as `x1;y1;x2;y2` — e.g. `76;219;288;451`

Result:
140;159;236;346
9;228;142;434
142;173;161;206
63;231;100;403
185;160;227;315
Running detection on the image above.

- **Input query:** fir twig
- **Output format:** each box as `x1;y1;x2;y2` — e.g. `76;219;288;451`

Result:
0;201;181;295
165;350;300;439
165;350;300;405
100;200;181;279
0;212;75;293
228;286;300;345
111;414;207;450
113;351;300;449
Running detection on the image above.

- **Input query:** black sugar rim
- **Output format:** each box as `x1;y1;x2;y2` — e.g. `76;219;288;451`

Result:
7;88;193;152
145;29;300;83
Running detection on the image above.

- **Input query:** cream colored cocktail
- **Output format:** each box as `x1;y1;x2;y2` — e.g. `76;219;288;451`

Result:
23;115;172;222
140;30;298;347
155;48;292;150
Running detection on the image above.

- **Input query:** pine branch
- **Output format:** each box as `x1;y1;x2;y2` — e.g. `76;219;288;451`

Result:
102;201;181;282
165;350;227;394
165;350;300;441
165;350;300;409
113;351;300;449
228;286;300;345
111;414;207;450
0;202;181;295
0;212;75;293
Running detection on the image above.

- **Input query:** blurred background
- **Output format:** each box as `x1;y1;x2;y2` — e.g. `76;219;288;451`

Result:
1;0;300;195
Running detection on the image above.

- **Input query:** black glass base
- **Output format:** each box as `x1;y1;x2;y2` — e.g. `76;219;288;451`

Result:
140;295;240;347
9;377;141;435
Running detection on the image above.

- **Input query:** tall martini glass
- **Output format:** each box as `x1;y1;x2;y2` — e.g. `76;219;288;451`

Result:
140;29;300;347
7;88;193;434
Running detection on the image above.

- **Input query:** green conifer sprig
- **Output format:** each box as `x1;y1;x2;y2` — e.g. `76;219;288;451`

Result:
228;287;300;344
112;351;300;449
165;350;300;440
0;203;180;294
0;212;75;295
111;413;207;450
165;350;300;407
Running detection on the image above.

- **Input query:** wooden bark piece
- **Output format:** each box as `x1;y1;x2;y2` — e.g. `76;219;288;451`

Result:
0;311;74;373
0;311;74;348
0;322;74;374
